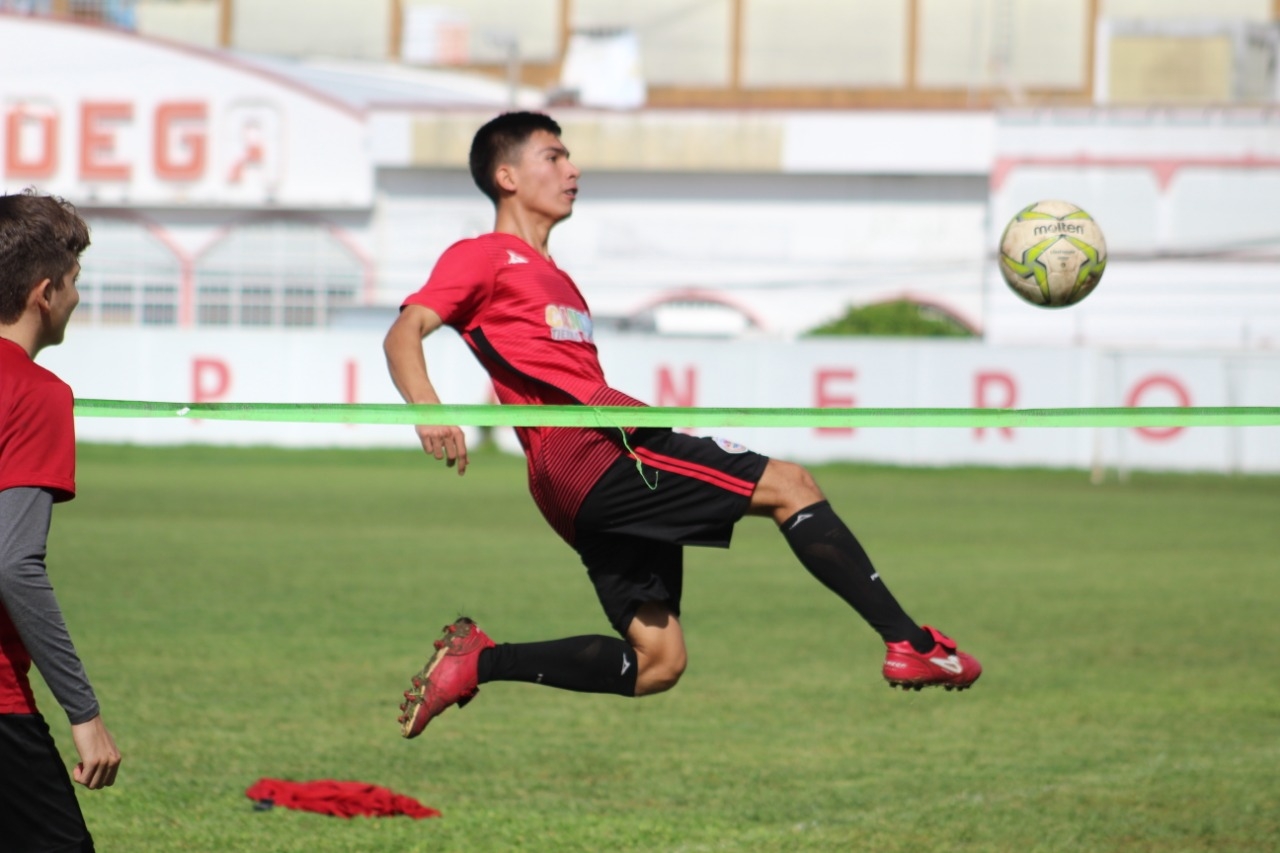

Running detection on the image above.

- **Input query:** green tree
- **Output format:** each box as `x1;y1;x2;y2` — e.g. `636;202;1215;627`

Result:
806;299;976;338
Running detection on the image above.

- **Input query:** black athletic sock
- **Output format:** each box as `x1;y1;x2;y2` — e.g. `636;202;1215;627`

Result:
476;635;639;697
781;500;933;653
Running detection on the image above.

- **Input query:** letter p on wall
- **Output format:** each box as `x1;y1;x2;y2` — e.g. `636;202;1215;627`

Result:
192;357;231;403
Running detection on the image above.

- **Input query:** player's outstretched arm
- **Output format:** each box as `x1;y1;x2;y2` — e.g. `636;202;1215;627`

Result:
384;304;469;474
70;715;121;790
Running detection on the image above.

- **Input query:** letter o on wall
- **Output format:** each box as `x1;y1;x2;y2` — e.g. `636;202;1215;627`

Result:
1125;374;1191;441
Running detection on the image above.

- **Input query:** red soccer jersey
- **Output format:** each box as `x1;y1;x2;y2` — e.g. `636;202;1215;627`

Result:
0;337;77;714
403;233;645;543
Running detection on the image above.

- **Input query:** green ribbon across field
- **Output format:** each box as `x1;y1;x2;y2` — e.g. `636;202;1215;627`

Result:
72;399;1280;428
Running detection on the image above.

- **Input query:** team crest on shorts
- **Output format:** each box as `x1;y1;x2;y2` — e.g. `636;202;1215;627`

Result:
712;436;749;454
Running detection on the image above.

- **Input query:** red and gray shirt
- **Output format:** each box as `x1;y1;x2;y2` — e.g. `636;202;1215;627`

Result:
0;337;98;723
402;233;645;544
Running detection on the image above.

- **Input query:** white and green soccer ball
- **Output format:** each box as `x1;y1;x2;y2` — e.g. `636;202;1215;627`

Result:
998;200;1107;308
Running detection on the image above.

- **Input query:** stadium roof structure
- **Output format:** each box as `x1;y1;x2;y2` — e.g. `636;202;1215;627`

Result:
227;53;547;111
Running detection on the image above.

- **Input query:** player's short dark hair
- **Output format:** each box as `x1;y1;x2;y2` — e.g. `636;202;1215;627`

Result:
469;111;563;204
0;189;90;324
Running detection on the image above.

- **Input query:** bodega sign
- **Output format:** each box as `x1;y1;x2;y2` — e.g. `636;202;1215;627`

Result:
6;100;279;187
0;14;372;208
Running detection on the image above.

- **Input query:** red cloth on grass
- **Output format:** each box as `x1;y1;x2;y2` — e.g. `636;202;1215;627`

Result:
245;778;440;819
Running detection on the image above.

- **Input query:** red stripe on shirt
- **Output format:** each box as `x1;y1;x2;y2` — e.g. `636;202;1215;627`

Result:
631;447;757;497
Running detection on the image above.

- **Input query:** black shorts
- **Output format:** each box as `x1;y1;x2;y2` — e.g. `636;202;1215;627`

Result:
0;713;95;853
573;429;769;636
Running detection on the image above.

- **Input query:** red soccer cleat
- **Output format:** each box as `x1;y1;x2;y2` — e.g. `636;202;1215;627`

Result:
398;617;496;738
882;625;982;691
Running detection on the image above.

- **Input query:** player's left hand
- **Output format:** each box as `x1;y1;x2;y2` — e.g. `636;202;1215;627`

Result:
70;714;121;790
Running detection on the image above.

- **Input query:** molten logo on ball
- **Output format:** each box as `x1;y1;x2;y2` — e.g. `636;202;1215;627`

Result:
998;200;1107;308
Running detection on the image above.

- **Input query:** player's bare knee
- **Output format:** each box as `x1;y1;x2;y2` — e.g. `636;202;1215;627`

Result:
634;653;686;696
785;461;822;500
756;459;824;517
635;649;687;696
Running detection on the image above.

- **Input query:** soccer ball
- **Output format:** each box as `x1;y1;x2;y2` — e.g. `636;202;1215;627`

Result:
998;200;1107;307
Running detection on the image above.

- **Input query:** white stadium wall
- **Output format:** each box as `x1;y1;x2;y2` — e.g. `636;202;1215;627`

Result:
9;17;1279;350
6;16;1279;477
41;329;1280;474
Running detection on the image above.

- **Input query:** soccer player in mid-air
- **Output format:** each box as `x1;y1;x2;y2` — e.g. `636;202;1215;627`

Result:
0;189;122;850
383;112;981;738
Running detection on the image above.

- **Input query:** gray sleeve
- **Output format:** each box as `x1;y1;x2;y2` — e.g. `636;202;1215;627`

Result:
0;487;100;725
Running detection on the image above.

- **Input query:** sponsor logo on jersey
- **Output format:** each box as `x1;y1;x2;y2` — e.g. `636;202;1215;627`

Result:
507;250;530;264
545;303;594;342
712;436;749;454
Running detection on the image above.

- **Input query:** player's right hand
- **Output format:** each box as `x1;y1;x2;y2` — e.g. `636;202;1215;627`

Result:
415;424;469;474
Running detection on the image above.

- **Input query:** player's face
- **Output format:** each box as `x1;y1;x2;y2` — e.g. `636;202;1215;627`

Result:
509;130;580;223
42;262;81;346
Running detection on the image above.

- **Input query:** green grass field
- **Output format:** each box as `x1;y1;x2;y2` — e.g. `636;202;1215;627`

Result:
33;443;1280;852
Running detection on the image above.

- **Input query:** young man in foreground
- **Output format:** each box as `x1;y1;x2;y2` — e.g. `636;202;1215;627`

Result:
0;190;122;851
384;112;981;738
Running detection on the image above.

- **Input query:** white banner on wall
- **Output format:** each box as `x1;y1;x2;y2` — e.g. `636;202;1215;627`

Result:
39;328;1280;474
